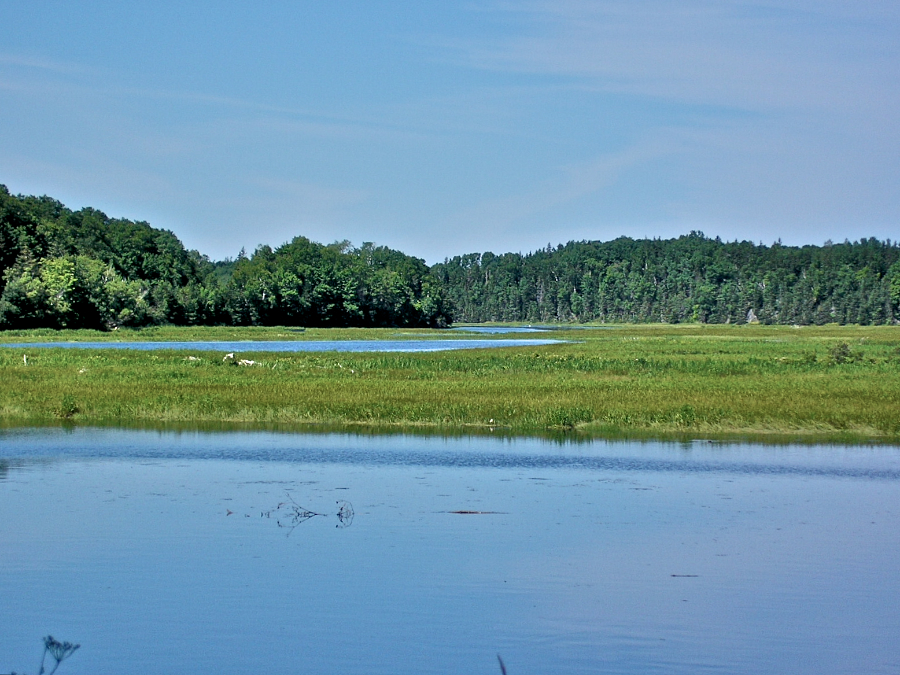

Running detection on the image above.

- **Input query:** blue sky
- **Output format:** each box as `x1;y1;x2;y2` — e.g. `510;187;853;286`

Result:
1;1;898;263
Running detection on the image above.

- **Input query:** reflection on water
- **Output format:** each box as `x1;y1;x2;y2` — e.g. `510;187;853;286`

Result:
1;429;899;675
0;338;564;353
451;325;607;333
3;427;898;479
451;326;549;334
259;496;354;534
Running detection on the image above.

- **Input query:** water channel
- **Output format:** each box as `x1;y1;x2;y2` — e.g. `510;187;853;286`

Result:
2;428;898;674
0;338;564;353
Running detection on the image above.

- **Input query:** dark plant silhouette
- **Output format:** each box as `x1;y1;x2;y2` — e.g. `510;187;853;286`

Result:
3;635;79;675
38;636;79;675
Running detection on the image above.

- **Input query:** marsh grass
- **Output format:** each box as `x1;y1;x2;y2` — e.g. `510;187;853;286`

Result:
2;324;899;441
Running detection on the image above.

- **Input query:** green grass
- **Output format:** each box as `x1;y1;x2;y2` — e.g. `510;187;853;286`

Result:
2;323;899;442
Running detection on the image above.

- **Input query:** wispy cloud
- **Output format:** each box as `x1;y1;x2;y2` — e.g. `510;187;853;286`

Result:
0;50;431;144
0;52;89;75
441;138;673;236
247;176;369;215
444;0;900;112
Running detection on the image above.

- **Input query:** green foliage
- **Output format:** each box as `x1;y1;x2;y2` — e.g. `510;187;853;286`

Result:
0;186;448;330
57;394;79;419
432;232;900;325
0;255;150;329
220;237;448;327
2;185;897;330
545;406;593;429
0;185;210;330
828;341;864;365
889;260;900;315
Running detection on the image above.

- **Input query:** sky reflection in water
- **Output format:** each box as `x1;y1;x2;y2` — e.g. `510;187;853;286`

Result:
1;429;899;675
0;338;564;353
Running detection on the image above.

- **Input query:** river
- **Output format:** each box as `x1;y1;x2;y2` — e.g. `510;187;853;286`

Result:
1;429;898;674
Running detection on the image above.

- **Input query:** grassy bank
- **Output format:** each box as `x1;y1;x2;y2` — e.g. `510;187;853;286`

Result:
1;324;899;442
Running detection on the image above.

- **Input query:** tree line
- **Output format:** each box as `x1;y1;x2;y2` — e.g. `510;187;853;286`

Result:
1;184;898;329
0;185;448;329
432;234;900;325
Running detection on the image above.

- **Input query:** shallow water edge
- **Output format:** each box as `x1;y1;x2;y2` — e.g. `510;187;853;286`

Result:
2;418;896;447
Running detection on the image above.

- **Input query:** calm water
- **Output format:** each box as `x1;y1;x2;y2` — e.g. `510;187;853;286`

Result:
450;326;549;334
0;339;562;353
2;429;899;675
451;326;604;333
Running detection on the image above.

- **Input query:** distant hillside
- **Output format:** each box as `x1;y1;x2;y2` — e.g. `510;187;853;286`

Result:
432;233;900;325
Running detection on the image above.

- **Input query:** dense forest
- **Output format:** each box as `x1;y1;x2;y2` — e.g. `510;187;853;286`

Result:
433;235;900;325
0;185;449;329
1;184;898;329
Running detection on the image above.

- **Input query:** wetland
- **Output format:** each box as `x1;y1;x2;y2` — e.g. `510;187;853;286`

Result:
2;324;899;673
1;324;898;440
